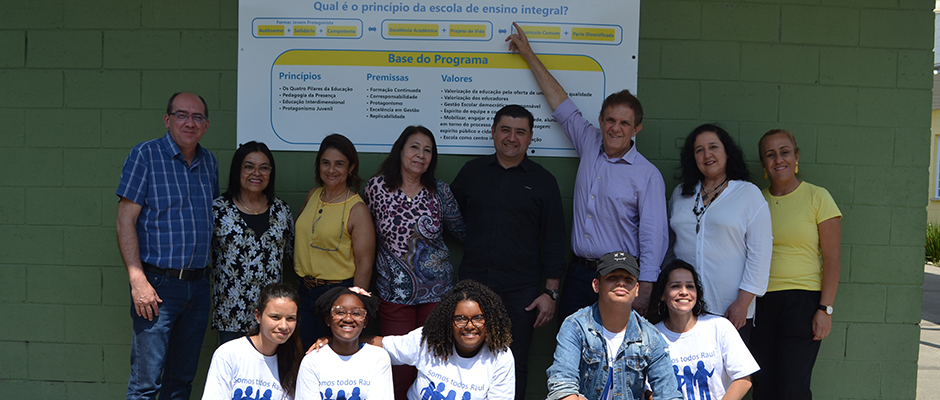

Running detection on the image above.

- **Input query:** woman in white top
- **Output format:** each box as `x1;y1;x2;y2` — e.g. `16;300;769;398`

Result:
296;286;393;400
668;124;772;342
649;259;759;400
203;283;303;400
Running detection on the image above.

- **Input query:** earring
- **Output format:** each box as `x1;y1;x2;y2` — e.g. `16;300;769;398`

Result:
795;162;799;174
763;169;768;179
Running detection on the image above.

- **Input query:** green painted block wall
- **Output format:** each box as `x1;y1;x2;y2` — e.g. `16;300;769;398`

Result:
0;1;931;399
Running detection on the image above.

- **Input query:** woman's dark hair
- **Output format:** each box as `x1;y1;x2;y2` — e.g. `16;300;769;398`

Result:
677;124;751;196
247;283;302;398
377;126;438;194
314;286;380;329
647;259;708;325
421;280;512;361
222;141;276;204
315;134;362;192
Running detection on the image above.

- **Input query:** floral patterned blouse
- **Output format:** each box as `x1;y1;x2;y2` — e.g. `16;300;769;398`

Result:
364;176;466;305
211;196;294;332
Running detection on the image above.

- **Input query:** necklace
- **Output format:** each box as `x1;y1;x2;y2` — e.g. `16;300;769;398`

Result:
318;188;349;214
235;197;266;215
310;189;350;251
692;180;729;234
700;177;728;203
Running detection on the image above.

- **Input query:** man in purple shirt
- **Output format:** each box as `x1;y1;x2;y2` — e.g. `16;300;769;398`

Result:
508;23;668;319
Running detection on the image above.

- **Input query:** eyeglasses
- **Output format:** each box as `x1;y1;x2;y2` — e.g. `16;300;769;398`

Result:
170;111;207;123
242;163;272;175
331;306;367;321
453;314;486;329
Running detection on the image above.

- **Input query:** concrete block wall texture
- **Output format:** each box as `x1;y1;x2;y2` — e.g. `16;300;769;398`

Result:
0;0;931;399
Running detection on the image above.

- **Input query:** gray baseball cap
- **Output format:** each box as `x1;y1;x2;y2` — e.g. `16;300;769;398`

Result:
596;251;639;279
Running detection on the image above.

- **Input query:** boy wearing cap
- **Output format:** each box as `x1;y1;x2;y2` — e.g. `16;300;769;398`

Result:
546;251;681;400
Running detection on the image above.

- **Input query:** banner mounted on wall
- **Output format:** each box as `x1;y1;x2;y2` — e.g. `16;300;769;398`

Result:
237;0;640;156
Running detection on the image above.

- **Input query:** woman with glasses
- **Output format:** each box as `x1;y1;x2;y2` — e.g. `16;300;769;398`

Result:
363;126;466;399
296;286;392;400
294;134;376;349
211;141;295;344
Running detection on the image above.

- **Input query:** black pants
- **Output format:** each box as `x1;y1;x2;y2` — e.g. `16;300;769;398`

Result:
557;257;599;326
494;286;539;400
750;290;822;400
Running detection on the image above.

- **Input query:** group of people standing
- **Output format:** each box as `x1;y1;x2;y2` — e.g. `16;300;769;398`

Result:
115;24;842;400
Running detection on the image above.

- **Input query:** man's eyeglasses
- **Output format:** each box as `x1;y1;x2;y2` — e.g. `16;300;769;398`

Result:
331;306;367;321
170;111;207;123
453;314;486;329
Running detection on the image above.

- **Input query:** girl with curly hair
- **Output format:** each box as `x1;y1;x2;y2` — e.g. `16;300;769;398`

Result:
310;280;515;399
296;286;392;399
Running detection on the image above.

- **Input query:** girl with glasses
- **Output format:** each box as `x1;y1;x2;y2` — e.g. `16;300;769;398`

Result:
310;280;515;399
296;286;391;399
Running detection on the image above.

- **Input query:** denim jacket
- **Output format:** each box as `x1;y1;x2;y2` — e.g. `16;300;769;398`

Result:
546;304;681;400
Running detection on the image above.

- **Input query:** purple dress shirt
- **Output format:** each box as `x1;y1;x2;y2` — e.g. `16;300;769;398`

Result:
552;99;668;282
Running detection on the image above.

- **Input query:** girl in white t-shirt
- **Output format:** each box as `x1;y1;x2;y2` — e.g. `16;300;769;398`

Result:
296;286;393;400
311;280;516;399
648;260;760;400
203;283;303;400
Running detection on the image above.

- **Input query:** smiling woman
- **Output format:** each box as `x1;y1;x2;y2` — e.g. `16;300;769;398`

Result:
363;126;466;399
648;260;759;400
211;142;294;345
667;124;772;344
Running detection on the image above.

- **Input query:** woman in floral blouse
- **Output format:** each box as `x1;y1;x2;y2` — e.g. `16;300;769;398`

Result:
212;141;294;344
363;126;465;399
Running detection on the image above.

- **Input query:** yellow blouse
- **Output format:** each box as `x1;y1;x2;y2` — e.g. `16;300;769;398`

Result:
294;188;363;280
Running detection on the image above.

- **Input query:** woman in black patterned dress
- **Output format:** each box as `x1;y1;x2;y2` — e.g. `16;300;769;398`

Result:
211;141;294;344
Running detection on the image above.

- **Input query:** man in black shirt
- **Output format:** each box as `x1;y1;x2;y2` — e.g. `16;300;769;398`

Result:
451;104;566;400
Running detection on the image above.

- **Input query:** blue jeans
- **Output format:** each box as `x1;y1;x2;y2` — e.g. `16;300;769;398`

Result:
126;272;210;400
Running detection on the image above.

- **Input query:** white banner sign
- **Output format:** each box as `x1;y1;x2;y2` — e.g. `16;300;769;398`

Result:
237;0;640;156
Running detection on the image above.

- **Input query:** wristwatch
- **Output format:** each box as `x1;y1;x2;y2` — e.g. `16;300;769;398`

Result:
818;304;833;315
544;289;559;301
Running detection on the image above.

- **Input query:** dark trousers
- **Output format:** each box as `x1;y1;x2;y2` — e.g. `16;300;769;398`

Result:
494;286;540;400
557;257;599;326
750;290;822;400
297;278;353;350
379;300;436;400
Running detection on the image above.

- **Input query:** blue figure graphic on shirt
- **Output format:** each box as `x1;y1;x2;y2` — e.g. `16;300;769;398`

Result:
232;388;243;400
444;389;457;400
462;391;471;400
261;389;273;400
694;360;714;400
682;366;696;399
337;389;346;400
673;365;683;391
349;387;361;400
322;387;333;399
420;380;437;400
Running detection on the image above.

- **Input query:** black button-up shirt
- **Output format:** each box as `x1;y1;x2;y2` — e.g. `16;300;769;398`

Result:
451;154;566;291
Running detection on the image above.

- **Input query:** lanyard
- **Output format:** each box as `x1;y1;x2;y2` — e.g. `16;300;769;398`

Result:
601;364;613;399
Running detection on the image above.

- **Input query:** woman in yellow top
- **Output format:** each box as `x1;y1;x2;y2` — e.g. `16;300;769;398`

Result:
750;129;842;400
294;134;376;349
